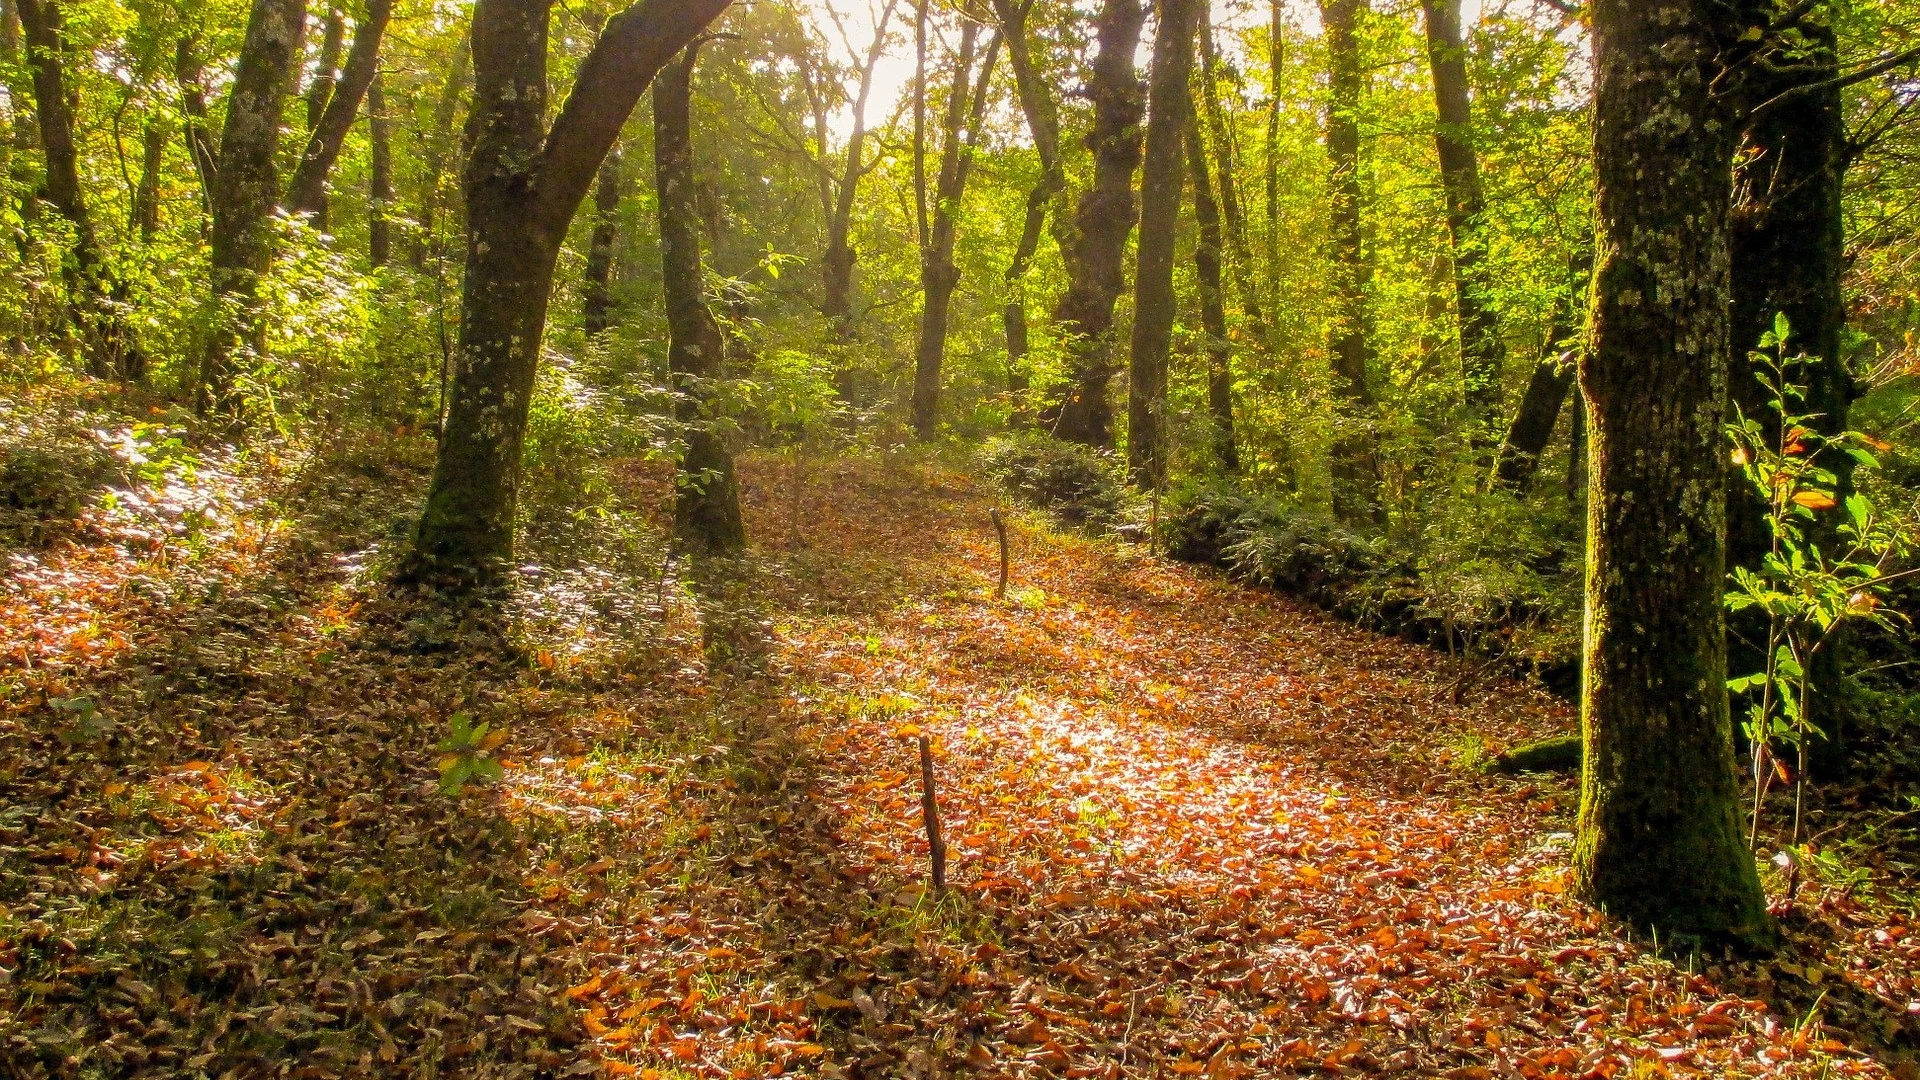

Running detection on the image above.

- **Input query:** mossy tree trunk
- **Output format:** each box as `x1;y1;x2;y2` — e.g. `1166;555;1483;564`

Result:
655;42;744;553
1047;0;1144;449
407;0;734;581
1124;0;1196;487
1574;0;1773;948
581;148;621;335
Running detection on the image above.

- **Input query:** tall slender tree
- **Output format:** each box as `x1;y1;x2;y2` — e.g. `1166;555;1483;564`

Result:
367;68;392;266
910;19;999;439
1574;0;1772;946
407;0;734;579
412;30;468;268
1125;0;1198;485
1321;0;1378;522
990;0;1062;397
581;149;622;334
285;0;395;219
1048;0;1144;447
15;0;142;380
1187;111;1235;473
655;41;745;552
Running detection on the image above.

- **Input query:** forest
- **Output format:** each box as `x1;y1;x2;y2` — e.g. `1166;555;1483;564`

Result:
2;0;1920;1074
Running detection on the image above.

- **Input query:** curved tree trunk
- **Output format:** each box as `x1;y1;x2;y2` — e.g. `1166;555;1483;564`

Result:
285;0;395;220
197;0;306;418
1574;0;1772;947
655;42;744;553
1321;0;1379;523
367;69;392;266
1421;0;1502;439
16;0;142;381
581;148;621;334
408;0;734;580
910;24;998;439
1048;0;1145;448
1187;112;1235;474
1125;0;1198;486
990;0;1062;402
1490;267;1584;493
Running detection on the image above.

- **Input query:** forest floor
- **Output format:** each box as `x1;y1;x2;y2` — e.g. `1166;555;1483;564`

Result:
1;419;1917;1079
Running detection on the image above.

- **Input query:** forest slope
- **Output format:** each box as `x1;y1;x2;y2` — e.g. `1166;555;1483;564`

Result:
0;442;1914;1078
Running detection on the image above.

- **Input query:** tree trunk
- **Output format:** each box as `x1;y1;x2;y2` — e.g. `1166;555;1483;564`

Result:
367;69;392;266
991;0;1063;396
174;36;218;223
1421;0;1502;437
1124;0;1197;486
581;148;621;334
134;113;165;239
1187;113;1235;474
655;43;744;553
1263;0;1282;316
15;0;141;380
1574;0;1772;947
2;0;40;250
412;31;468;268
408;0;734;580
1048;0;1145;448
816;0;896;340
1321;0;1379;523
910;23;997;439
305;5;345;132
1727;3;1851;774
197;0;306;418
1195;13;1266;345
285;0;394;220
1490;273;1583;493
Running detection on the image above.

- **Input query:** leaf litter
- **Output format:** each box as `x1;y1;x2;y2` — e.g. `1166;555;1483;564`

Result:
0;442;1914;1079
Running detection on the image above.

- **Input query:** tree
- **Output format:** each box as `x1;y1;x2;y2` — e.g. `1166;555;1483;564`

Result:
909;18;999;439
285;0;395;220
1573;0;1773;946
1421;0;1502;440
582;149;623;334
1488;268;1581;493
1048;0;1144;447
407;0;735;580
367;69;393;267
1186;110;1235;473
1124;0;1198;486
1195;12;1267;351
656;41;746;553
15;0;142;380
990;0;1062;398
412;30;468;269
1321;0;1379;523
197;0;307;417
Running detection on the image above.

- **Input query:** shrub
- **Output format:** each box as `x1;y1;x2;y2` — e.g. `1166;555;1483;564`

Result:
980;433;1127;528
0;427;118;548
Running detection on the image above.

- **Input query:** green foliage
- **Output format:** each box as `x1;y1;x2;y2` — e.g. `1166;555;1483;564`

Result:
436;712;507;796
979;433;1128;528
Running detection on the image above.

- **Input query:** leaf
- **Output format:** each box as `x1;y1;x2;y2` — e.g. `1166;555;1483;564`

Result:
1791;491;1836;510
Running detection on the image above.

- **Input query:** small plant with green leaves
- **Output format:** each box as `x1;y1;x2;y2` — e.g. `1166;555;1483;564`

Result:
436;713;508;796
743;347;845;548
1725;315;1915;854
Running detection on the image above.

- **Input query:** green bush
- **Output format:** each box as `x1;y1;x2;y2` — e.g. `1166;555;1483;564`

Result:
0;430;118;548
980;432;1127;528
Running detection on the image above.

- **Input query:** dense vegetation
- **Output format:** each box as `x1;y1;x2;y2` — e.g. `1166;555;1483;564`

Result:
3;0;1920;1074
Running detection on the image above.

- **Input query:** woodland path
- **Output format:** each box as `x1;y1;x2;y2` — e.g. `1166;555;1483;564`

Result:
0;449;1911;1079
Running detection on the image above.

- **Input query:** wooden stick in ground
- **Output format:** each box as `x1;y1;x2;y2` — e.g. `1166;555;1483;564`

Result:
918;734;946;895
989;507;1009;600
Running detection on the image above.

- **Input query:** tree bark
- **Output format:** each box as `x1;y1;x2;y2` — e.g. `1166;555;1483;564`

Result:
990;0;1063;394
285;0;394;220
367;69;392;266
1048;0;1145;448
1574;0;1772;947
197;0;306;417
305;5;345;133
1421;0;1502;437
15;0;142;380
910;23;998;439
1187;113;1235;474
582;148;621;334
408;0;734;580
1321;0;1379;523
655;42;744;553
1124;0;1198;486
134;113;165;239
